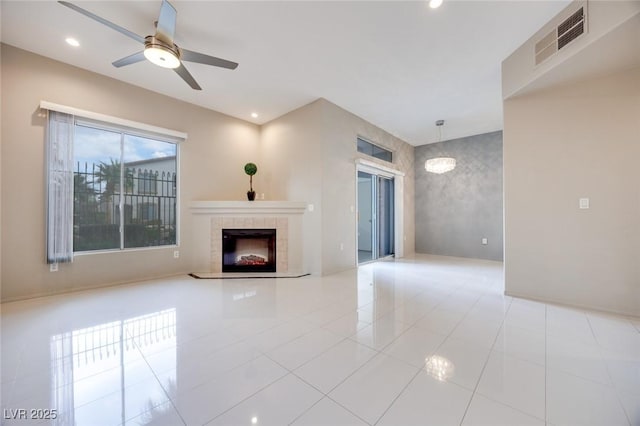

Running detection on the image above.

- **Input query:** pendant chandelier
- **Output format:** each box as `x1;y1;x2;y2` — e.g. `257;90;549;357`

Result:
425;120;456;174
425;157;456;174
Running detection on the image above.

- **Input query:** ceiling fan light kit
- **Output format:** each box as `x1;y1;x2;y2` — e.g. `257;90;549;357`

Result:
58;0;238;90
143;36;180;69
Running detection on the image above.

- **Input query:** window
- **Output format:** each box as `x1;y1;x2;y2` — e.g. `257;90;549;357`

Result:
357;137;393;162
73;121;178;252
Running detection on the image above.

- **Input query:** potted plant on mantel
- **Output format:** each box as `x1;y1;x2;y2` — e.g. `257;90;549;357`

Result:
244;162;258;201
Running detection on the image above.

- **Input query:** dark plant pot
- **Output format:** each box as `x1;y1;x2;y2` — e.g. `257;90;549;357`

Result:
247;191;256;201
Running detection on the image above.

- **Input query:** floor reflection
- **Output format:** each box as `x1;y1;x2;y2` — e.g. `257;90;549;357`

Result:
424;355;455;382
50;309;176;425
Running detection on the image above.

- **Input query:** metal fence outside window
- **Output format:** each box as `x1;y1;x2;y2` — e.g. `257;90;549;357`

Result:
74;162;177;251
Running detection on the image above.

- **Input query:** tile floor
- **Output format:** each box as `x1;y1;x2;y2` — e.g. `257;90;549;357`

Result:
1;255;638;425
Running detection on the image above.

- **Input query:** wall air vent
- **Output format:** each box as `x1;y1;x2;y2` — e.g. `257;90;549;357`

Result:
535;6;587;66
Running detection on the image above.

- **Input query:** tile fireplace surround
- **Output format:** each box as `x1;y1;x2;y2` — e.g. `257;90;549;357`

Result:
190;201;307;274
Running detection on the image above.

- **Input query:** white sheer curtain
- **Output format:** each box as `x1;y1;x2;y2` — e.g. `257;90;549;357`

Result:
47;111;75;264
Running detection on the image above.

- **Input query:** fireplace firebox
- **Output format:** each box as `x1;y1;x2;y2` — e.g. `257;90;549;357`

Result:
222;229;276;272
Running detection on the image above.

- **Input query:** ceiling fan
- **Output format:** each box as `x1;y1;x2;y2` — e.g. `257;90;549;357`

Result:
59;0;238;90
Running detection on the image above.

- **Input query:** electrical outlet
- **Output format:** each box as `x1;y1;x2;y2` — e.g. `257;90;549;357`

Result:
173;250;180;259
481;238;488;245
308;204;314;212
340;243;344;251
50;263;58;272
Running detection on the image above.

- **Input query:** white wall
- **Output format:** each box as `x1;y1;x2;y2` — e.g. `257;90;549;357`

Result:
1;44;416;300
502;1;640;99
1;44;260;301
260;99;415;276
259;100;324;275
503;66;640;316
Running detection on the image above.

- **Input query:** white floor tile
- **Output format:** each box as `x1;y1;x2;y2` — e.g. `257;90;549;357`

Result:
150;340;263;397
449;315;503;349
547;306;596;344
493;322;545;366
414;307;466;335
267;328;344;370
462;393;545;426
329;353;418;424
382;325;447;368
605;358;640;396
206;374;322;426
291;397;368;426
430;337;491;391
619;390;640;426
594;329;640;361
123;401;185;426
476;352;545;420
587;312;637;337
350;316;411;350
322;312;371;338
72;376;170;426
245;319;317;353
2;255;639;426
547;334;611;385
171;356;288;425
503;299;546;333
294;339;377;393
377;371;472;426
547;369;629;426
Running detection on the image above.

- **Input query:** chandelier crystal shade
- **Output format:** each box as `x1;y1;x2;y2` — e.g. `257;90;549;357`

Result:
425;157;456;174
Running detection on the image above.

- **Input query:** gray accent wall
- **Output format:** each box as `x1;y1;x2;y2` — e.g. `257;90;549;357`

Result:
415;131;503;261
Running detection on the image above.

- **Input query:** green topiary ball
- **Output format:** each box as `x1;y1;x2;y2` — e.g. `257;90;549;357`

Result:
244;163;258;176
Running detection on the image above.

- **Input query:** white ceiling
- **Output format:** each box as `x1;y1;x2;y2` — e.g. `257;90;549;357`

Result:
0;0;571;145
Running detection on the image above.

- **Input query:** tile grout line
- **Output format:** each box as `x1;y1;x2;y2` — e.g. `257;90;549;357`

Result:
545;303;548;425
458;296;514;425
263;352;374;426
373;288;498;425
585;316;634;426
200;352;291;426
299;282;478;425
125;325;188;426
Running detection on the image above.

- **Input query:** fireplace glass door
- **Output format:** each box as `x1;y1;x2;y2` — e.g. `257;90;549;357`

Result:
222;229;276;272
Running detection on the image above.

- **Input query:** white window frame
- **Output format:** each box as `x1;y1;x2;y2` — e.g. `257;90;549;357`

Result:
41;101;185;255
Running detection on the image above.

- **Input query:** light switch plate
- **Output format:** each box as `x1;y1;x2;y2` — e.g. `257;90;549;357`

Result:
579;198;590;209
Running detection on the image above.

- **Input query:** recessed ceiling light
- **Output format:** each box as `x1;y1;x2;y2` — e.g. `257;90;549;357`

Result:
429;0;443;9
65;37;80;47
251;112;259;118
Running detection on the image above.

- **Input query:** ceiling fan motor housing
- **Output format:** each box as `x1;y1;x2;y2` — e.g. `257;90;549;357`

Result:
144;35;181;68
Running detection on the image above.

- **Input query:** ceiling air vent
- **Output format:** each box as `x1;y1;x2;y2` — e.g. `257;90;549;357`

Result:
558;7;585;49
535;6;586;65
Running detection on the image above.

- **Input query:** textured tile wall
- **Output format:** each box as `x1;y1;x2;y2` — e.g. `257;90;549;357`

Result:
415;131;503;261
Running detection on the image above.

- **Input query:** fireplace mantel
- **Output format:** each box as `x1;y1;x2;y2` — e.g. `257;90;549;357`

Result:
190;201;307;215
190;200;306;274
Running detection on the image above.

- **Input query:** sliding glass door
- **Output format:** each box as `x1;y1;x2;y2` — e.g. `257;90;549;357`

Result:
377;176;394;258
357;171;394;264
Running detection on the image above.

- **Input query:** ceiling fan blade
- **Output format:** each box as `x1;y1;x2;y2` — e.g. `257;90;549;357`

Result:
58;1;145;44
112;51;146;68
155;0;177;44
174;63;202;90
181;49;238;70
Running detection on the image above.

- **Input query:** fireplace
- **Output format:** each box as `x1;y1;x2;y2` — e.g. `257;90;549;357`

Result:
222;229;276;272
